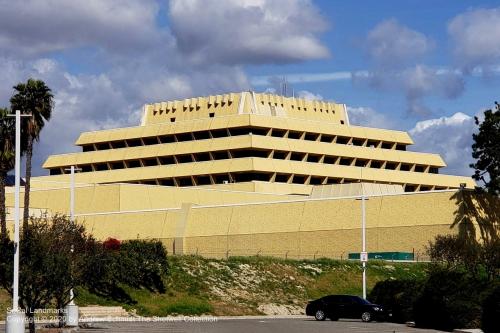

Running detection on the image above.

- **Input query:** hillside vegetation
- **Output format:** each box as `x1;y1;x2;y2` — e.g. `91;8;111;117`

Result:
0;256;429;319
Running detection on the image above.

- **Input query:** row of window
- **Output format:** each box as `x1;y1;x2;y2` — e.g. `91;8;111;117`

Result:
81;126;408;152
123;172;444;192
49;148;439;175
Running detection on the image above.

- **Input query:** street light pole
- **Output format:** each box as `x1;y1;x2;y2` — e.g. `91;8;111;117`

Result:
361;194;367;300
63;165;80;327
6;110;30;333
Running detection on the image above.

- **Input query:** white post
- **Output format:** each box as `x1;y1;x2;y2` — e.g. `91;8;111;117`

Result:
361;194;367;300
6;110;26;333
64;165;79;327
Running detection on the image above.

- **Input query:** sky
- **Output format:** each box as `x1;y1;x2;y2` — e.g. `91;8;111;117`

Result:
0;0;499;178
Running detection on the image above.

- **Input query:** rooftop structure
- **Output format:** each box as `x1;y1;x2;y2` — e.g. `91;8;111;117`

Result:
40;92;474;192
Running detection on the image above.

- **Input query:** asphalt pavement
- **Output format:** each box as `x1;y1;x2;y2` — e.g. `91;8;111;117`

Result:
0;317;448;333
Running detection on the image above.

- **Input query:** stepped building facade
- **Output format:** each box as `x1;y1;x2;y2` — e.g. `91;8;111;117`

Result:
41;92;473;191
6;92;491;260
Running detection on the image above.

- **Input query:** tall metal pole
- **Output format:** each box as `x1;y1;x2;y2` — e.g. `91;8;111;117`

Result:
64;165;79;327
6;110;26;333
361;194;367;300
12;110;21;311
69;165;75;305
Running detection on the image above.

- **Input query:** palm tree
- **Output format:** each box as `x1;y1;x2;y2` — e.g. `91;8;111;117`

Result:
0;107;15;239
10;79;53;230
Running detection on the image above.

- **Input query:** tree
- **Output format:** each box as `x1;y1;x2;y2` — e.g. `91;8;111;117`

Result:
0;107;15;239
470;102;500;195
0;215;169;333
10;78;53;230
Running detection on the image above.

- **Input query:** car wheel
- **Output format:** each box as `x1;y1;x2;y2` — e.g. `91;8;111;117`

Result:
315;310;326;321
361;311;372;322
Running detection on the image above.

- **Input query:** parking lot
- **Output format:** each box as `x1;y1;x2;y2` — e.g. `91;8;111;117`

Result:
1;317;448;333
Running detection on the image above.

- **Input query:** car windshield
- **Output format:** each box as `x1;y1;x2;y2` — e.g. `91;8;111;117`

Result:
356;297;372;305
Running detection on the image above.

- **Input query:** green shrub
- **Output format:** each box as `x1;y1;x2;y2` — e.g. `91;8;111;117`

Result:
482;284;500;333
368;278;423;323
414;267;485;331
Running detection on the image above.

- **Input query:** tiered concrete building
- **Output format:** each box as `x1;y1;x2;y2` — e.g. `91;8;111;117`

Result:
41;92;473;191
6;92;488;260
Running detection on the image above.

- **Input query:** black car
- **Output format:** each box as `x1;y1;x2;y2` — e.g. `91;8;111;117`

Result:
305;295;388;322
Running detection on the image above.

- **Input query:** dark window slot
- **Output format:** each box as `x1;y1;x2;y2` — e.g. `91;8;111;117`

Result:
304;133;318;141
177;154;194;163
429;167;439;174
143;158;159;166
194;152;211;162
352;138;365;146
336;136;350;144
211;129;228;138
275;174;289;183
176;133;192;142
94;163;108;171
292;175;307;184
381;142;393;149
307;154;321;163
396;144;406;151
177;178;193;187
415;165;425;173
273;151;288;159
385;162;398;170
195;175;212;185
212;151;229;160
339;158;353;166
110;161;124;170
323;156;337;164
320;134;334;143
159;135;176;143
271;129;286;137
355;159;368;167
159;156;175;165
143;137;158;145
81;165;92;173
193;131;210;140
96;142;110;150
49;169;62;175
126;160;141;168
290;152;305;161
288;131;302;139
310;177;324;185
400;164;411;171
159;178;175;186
82;145;94;152
371;161;382;168
126;139;142;147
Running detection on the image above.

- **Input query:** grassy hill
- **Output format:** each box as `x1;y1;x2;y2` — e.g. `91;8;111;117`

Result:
0;255;429;319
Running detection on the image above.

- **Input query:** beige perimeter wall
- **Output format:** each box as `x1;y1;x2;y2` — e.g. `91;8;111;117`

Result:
6;187;498;260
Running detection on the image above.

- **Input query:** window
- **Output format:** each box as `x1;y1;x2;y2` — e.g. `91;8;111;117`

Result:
170;117;176;122
209;112;215;118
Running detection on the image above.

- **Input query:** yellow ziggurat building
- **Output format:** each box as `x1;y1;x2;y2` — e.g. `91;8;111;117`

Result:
7;92;496;259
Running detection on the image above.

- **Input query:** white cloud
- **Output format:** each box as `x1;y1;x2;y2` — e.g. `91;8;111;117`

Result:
297;90;323;100
1;0;329;176
169;0;330;65
0;0;165;57
448;7;500;71
347;106;396;129
357;20;464;117
409;112;476;176
366;19;433;68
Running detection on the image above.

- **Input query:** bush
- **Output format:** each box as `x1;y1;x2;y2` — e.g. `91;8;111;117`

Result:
482;284;500;333
368;278;423;323
414;267;485;331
